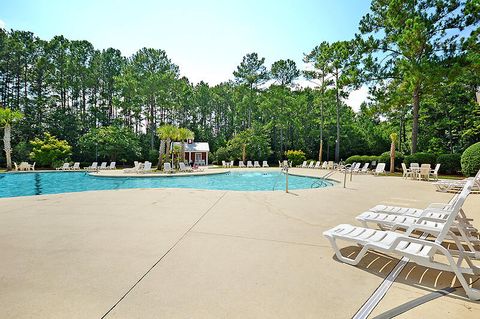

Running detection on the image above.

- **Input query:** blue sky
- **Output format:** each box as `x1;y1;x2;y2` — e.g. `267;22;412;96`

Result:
0;0;371;107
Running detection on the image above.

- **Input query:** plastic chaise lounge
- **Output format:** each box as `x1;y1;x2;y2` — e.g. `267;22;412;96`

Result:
254;161;261;168
262;161;269;168
247;161;254;168
314;161;321;169
164;162;174;174
308;161;315;169
373;163;386;176
85;162;98;171
71;162;81;170
239;161;246;168
124;161;140;173
179;162;193;172
359;163;369;174
323;180;480;300
107;162;116;170
297;161;307;168
139;161;154;173
434;169;480;193
98;162;108;170
56;163;70;170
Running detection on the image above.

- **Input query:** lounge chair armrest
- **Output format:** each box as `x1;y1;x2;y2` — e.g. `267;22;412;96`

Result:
426;203;450;209
389;235;441;253
416;216;447;223
405;224;442;236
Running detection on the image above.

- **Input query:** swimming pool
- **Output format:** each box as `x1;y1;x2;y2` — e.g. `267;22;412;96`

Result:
0;171;334;198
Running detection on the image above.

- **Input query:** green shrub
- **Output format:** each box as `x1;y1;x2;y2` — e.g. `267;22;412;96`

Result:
404;152;436;167
214;146;231;162
461;142;480;176
437;153;461;174
29;133;72;168
285;150;306;166
13;141;31;162
345;155;378;164
378;151;404;169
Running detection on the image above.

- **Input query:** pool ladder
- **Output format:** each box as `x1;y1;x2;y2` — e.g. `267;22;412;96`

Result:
310;170;335;188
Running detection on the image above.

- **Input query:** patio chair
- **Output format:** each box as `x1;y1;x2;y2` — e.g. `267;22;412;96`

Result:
71;162;80;170
434;169;480;193
13;162;19;171
99;162;108;170
179;162;193;172
247;161;254;168
222;160;227;168
139;161;153;173
56;163;70;171
262;161;269;168
124;161;140;173
401;163;412;179
239;161;246;168
163;162;173;173
323;180;480;300
308;161;315;169
356;184;479;248
372;163;386;176
328;161;334;169
297;161;307;168
254;161;261;168
321;161;328;169
30;162;35;171
352;162;362;173
86;162;98;171
431;163;441;181
417;164;431;181
314;161;321;169
230;160;234;167
359;163;369;174
283;160;290;168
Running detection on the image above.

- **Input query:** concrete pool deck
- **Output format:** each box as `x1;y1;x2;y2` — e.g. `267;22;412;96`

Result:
0;169;479;318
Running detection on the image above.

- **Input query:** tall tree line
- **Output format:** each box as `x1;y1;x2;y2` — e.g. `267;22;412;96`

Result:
0;0;478;165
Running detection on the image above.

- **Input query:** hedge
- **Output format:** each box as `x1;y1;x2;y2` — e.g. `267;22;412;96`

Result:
436;153;461;174
285;150;306;166
345;155;379;164
378;151;404;169
404;152;436;167
461;142;480;176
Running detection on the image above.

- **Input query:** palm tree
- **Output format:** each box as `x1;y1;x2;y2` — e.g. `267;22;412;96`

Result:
0;107;24;171
156;124;178;170
177;127;194;163
389;132;398;173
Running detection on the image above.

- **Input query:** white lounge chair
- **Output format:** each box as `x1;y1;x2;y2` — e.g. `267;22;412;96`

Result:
308;161;315;169
86;162;98;171
283;160;290;168
327;161;334;169
314;161;321;169
139;161;153;173
359;163;369;174
297;161;307;168
239;161;246;168
30;162;35;171
107;162;116;170
434;169;480;193
431;163;441;181
247;161;253;168
321;161;328;169
124;161;140;173
324;181;480;300
254;161;261;168
401;163;413;179
262;161;269;168
99;162;108;170
352;162;362;173
56;163;70;171
179;162;193;172
222;160;227;168
71;162;80;170
230;160;234;167
373;163;386;176
164;162;174;173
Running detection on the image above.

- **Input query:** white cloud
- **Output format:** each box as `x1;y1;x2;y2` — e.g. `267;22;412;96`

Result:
346;86;369;112
0;19;5;30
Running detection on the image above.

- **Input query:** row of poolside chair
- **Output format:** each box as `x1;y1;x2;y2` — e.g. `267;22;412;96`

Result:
323;179;480;300
434;169;480;193
238;160;269;168
57;162;116;171
297;161;336;169
13;162;35;171
402;163;441;181
123;161;153;173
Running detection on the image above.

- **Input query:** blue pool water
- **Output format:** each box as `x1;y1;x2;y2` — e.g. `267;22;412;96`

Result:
0;171;333;198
